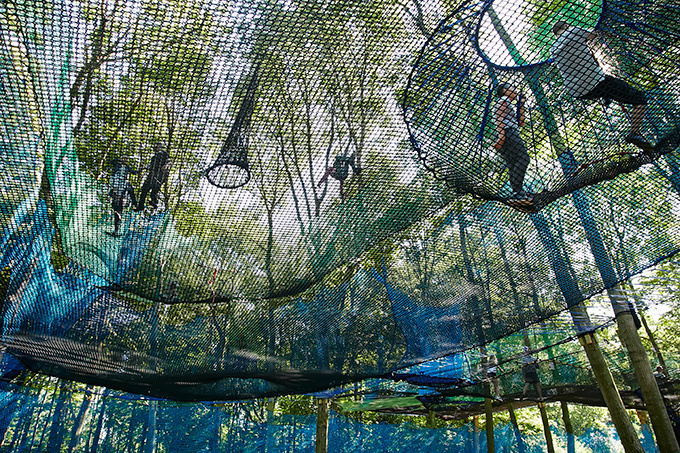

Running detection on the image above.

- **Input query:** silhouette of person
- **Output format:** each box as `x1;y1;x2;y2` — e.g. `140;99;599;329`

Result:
521;346;543;400
318;154;359;199
107;157;138;237
494;83;531;201
136;143;171;211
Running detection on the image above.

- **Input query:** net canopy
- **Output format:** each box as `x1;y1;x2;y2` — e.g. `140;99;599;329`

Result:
1;0;680;401
404;0;680;212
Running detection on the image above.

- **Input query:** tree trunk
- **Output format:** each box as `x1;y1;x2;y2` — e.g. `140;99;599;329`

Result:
315;398;329;453
538;402;555;453
507;404;526;453
561;401;575;453
67;387;95;453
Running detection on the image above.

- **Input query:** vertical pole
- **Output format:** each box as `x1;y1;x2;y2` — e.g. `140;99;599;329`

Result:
487;10;678;451
315;398;329;453
473;415;481;453
538;402;555;453
484;396;494;453
427;410;436;428
507;404;526;453
626;282;667;371
144;400;157;453
532;213;644;453
561;401;576;453
266;399;276;453
610;286;679;453
480;346;495;453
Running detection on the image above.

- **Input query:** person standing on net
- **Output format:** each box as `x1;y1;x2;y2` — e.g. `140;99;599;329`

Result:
136;142;171;212
107;156;138;237
521;346;543;400
494;83;531;202
550;20;652;152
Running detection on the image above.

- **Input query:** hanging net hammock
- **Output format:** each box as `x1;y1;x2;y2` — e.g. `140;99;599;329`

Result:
404;0;680;212
2;0;680;401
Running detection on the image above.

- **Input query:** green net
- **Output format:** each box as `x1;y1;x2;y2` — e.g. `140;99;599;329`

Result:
1;0;680;404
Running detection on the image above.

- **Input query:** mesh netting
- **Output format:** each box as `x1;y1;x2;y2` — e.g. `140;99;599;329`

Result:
0;378;653;453
404;0;680;212
1;0;680;401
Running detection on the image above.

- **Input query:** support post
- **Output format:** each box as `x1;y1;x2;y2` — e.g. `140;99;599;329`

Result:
538;402;555;453
488;10;677;451
507;404;526;453
561;401;575;453
427;410;436;428
484;395;494;453
578;328;644;453
612;298;679;453
266;399;276;453
626;282;667;371
532;214;644;453
315;398;330;453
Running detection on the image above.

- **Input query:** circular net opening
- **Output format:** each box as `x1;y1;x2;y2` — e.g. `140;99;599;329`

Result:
205;163;251;189
404;0;679;212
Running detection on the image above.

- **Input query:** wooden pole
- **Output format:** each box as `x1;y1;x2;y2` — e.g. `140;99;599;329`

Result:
480;347;495;453
427;410;436;428
532;212;645;453
610;287;680;453
487;11;673;451
315;398;330;453
507;404;526;453
484;395;494;453
266;399;276;453
538;402;555;453
577;328;645;453
561;402;575;453
625;282;667;372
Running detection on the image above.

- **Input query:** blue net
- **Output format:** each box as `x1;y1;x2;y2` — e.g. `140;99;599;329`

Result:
1;0;680;416
0;379;653;452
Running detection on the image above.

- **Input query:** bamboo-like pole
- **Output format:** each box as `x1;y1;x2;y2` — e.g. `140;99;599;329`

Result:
507;404;526;453
561;402;576;453
487;9;677;451
484;394;495;453
531;213;644;453
315;398;330;453
538;402;556;453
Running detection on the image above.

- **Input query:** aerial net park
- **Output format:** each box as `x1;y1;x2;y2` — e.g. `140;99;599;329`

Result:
1;0;680;451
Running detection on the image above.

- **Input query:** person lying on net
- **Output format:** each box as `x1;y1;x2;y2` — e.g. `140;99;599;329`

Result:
550;20;652;152
493;83;532;203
